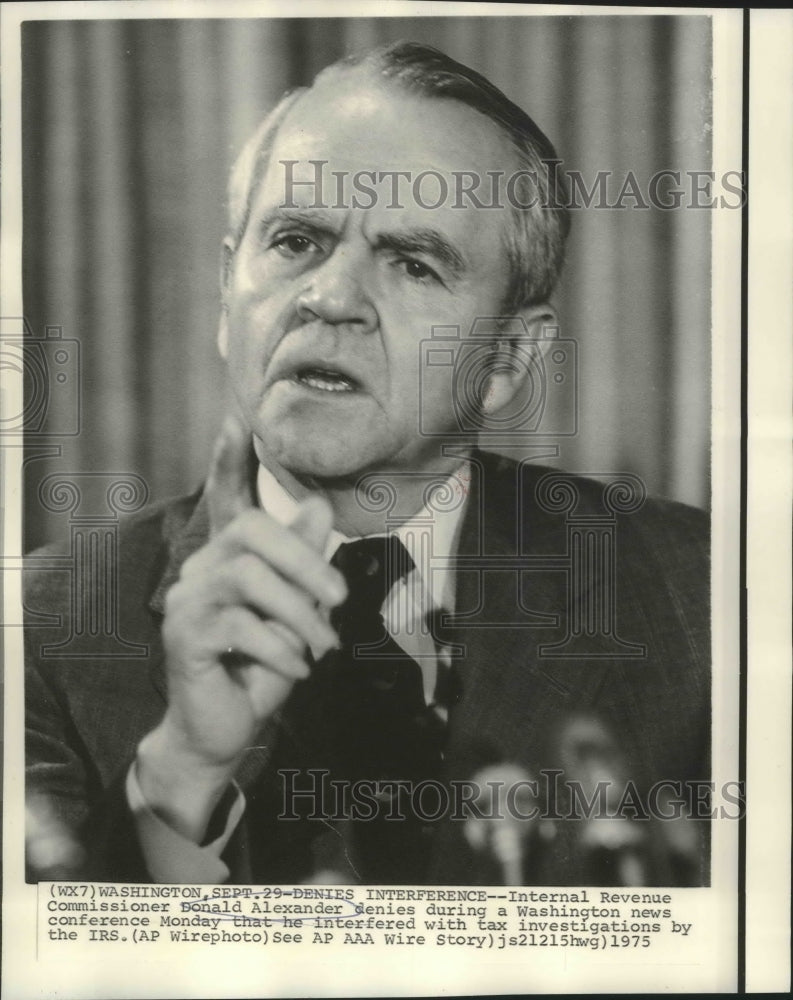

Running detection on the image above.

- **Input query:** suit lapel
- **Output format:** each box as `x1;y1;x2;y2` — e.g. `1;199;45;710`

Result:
429;453;612;882
145;491;211;703
441;451;607;774
148;493;211;618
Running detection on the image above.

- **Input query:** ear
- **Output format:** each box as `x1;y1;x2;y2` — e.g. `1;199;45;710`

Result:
217;238;236;361
479;304;559;417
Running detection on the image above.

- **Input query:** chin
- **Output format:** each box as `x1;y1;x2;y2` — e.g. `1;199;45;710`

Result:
271;431;393;483
261;393;395;465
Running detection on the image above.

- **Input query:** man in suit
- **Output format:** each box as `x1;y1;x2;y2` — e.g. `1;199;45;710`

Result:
25;41;710;886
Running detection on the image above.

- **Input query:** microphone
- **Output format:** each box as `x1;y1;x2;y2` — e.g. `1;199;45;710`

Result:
557;713;647;886
26;792;85;879
463;762;546;885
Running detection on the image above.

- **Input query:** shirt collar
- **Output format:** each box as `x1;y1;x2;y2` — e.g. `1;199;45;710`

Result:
256;463;469;609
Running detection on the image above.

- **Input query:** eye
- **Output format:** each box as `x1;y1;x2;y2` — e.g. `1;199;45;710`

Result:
398;258;442;284
271;233;321;257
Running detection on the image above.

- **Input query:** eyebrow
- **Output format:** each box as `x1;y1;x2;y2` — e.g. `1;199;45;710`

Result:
373;229;466;277
256;206;339;233
256;208;467;277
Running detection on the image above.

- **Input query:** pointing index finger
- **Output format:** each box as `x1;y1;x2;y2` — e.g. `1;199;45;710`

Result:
207;412;257;536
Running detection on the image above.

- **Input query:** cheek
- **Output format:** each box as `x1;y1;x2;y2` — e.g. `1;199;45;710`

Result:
225;293;281;363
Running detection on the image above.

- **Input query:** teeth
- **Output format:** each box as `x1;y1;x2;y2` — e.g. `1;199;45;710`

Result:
296;369;355;392
304;376;352;392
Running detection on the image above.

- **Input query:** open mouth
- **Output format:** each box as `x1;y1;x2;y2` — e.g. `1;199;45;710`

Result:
290;366;360;393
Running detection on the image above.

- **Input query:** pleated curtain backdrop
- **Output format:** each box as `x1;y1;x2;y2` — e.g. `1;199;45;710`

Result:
22;15;711;550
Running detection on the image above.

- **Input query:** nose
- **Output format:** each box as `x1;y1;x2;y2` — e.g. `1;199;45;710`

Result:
295;246;377;334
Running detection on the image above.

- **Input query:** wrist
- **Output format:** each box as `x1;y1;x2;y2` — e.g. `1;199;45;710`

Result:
136;720;240;843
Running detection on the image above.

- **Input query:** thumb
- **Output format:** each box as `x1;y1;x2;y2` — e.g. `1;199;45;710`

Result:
206;412;257;536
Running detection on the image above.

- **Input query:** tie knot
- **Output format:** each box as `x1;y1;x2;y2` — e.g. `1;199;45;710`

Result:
331;535;414;614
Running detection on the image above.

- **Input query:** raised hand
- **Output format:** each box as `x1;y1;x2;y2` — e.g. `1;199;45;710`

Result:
136;412;346;841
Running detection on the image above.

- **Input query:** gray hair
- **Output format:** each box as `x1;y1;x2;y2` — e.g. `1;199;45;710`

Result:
226;41;570;310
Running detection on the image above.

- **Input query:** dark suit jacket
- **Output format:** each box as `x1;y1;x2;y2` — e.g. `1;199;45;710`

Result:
25;450;710;885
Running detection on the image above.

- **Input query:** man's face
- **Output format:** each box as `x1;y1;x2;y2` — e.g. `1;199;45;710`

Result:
219;71;521;483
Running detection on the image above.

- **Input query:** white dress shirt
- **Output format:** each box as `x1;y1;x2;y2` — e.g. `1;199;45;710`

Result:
257;463;469;705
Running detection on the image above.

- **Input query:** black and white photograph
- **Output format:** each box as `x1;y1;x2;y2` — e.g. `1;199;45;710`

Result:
1;3;789;997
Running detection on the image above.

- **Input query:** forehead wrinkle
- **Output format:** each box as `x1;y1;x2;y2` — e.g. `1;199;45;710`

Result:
254;204;344;234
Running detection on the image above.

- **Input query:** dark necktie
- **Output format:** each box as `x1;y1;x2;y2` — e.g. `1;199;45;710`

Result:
327;536;445;880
